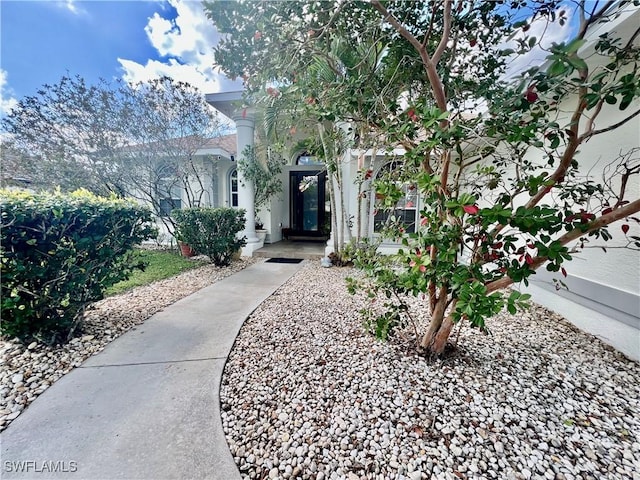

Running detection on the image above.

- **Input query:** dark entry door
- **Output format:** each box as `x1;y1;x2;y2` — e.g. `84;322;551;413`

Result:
290;171;327;237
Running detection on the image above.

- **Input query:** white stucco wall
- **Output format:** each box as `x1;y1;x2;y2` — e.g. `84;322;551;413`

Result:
519;8;640;357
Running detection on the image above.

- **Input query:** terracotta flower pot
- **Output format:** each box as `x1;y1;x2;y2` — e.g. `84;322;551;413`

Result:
179;242;195;257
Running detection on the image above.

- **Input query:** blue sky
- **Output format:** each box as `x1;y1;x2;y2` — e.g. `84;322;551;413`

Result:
0;0;242;115
0;0;580;117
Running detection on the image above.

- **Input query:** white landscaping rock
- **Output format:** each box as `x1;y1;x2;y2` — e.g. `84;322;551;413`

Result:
220;262;640;480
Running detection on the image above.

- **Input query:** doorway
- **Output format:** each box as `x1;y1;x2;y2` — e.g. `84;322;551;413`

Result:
289;171;327;238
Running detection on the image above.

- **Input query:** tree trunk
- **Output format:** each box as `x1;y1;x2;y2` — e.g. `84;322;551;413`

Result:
420;295;457;357
430;314;456;356
328;173;339;253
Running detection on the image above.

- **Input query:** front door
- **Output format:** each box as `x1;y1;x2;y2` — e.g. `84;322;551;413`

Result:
290;171;327;237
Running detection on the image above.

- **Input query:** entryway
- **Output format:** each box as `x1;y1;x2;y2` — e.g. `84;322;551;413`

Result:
288;171;328;239
253;240;325;260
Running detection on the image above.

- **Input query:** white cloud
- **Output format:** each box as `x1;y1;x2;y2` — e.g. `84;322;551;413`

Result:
63;0;80;14
51;0;87;16
118;0;241;94
501;9;575;80
0;69;19;117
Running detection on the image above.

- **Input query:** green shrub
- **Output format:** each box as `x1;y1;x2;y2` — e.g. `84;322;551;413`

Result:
173;207;246;266
330;238;382;267
1;189;157;344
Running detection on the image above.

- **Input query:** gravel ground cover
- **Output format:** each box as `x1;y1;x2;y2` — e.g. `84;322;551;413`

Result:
0;257;256;432
221;262;640;480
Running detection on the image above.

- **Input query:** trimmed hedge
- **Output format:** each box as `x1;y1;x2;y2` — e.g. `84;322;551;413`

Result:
173;207;246;266
1;189;157;344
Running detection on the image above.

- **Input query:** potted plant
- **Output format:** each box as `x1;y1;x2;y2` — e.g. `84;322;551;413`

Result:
237;145;286;242
178;241;195;257
255;217;267;241
171;209;198;257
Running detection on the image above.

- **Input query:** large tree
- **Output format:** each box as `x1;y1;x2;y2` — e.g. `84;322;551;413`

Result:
206;1;640;356
1;75;226;234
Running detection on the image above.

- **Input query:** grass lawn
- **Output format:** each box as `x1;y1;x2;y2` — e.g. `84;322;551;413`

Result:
106;249;207;296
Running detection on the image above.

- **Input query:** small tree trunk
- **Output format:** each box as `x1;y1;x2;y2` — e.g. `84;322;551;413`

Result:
327;173;339;253
420;295;457;357
430;314;456;356
420;286;448;348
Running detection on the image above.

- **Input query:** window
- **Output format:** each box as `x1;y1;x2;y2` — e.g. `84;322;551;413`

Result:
372;161;418;234
156;164;182;217
158;198;182;217
229;169;239;207
296;152;323;166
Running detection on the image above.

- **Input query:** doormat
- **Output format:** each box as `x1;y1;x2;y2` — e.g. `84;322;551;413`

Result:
265;258;303;264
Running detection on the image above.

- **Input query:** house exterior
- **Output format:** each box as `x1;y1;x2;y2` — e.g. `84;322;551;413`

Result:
518;7;640;360
203;7;639;360
137;133;239;241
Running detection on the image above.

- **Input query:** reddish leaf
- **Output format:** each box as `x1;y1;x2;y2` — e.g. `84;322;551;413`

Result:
622;224;630;234
602;207;613;215
561;267;567;277
463;205;479;215
253;31;262;40
420;217;428;226
525;253;534;265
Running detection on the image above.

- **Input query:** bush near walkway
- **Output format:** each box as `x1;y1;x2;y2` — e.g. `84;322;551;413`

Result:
173;207;246;266
0;189;157;344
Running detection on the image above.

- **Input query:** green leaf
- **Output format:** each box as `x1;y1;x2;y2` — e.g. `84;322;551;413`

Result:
566;38;586;54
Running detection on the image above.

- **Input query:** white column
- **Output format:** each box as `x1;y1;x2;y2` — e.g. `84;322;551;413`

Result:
234;109;261;254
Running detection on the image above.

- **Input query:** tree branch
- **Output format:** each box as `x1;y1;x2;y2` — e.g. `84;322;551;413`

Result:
370;0;448;113
576;0;615;40
581;108;640;141
432;0;452;65
486;198;640;293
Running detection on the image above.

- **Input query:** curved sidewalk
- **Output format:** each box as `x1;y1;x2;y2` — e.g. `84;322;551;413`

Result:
1;260;304;480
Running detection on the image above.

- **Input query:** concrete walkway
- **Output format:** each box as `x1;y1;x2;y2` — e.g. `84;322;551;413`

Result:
1;260;304;480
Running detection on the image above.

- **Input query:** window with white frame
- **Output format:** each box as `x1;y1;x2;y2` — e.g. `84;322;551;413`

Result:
372;161;418;234
156;164;182;217
229;168;239;207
